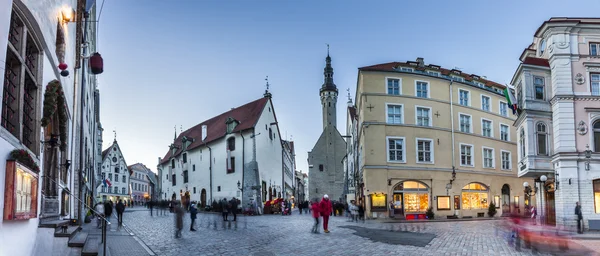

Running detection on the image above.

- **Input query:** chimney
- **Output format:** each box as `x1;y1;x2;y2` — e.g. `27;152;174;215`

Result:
416;57;424;67
201;125;207;141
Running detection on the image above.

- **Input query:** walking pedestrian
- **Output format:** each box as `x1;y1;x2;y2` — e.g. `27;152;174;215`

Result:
298;200;303;214
320;195;332;233
104;200;113;224
174;202;184;238
349;200;358;222
95;202;105;229
116;199;125;227
149;201;154;216
576;202;583;234
229;198;238;221
221;198;230;221
311;198;321;233
389;200;395;218
358;201;365;223
190;203;198;231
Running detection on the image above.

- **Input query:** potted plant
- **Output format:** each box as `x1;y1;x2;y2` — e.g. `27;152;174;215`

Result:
426;207;435;220
488;202;497;217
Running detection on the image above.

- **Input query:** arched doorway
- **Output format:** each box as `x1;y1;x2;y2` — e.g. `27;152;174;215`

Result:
501;184;510;216
545;182;556;225
200;189;207;208
392;180;430;217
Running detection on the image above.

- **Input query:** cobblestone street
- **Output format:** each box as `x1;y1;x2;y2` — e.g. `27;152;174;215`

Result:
120;208;600;256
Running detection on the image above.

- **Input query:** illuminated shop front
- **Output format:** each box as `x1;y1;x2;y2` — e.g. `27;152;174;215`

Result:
461;183;489;210
391;181;430;219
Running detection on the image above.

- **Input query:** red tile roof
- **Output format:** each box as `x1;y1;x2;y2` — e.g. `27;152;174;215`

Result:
159;97;269;165
522;57;550;67
359;62;506;89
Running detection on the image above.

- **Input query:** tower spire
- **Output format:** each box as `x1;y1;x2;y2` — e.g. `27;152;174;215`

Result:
319;45;338;129
174;125;177;141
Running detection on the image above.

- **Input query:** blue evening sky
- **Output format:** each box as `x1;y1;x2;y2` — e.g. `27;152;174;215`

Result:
97;0;600;174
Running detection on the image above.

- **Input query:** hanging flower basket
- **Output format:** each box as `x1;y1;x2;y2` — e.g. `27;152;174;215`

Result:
41;80;68;151
8;149;39;173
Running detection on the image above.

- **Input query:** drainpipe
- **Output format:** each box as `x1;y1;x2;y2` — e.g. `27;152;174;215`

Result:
202;140;212;204
281;143;284;199
449;81;456;173
240;131;245;204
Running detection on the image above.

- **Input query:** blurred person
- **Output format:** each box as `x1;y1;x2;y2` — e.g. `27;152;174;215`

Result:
320;195;333;233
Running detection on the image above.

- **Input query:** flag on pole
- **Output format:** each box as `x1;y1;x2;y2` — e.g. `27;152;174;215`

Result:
104;178;112;187
503;87;518;115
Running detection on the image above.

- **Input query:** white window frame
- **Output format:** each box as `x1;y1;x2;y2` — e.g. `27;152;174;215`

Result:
482;147;495;169
474;81;485;88
501;150;512;171
386;136;406;163
481;94;492;112
536;122;549;156
499;123;510;142
533;76;545;100
452;75;465;82
399;67;414;72
415;80;430;98
385;103;404;124
385;77;402;96
591;43;600;56
427;71;440;77
458;88;471;106
460;143;474;167
458;112;473;133
415;105;433;127
415;138;434;164
499;101;508;117
591;73;600;96
481;118;493;138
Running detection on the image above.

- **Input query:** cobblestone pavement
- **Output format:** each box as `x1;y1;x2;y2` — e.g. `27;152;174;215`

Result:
122;209;598;256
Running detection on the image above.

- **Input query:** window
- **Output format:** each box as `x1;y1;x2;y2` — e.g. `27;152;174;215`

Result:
393;181;429;212
460;144;473;166
386;104;403;124
193;164;196;171
437;196;450;211
229;157;235;173
540;39;546;55
427;71;440;77
594;180;600;213
102;173;106;179
534;76;545;100
399;67;413;72
183;170;188;183
481;95;491;111
183;153;187;163
462;183;489;210
499;102;508;117
217;186;221;192
193;187;196;194
108;173;112;181
500;124;509;141
172;174;176;186
595;121;600;152
520;128;526;158
115;167;119;173
537;123;548;156
482;119;492;137
2;10;41;152
416;81;429;98
171;159;175;168
227;137;235;151
501;151;511;170
387;137;405;162
483;148;494;168
114;187;118;194
591;74;600;96
459;89;470;106
319;164;323;172
416;106;431;126
517;82;523;107
387;78;401;95
459;114;471;133
122;188;126;194
514;196;520;208
452;76;465;82
269;128;273;140
416;138;433;163
591;43;600;56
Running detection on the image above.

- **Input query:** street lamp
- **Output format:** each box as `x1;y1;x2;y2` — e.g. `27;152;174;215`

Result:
237;180;243;191
586;144;592;171
523;181;537;196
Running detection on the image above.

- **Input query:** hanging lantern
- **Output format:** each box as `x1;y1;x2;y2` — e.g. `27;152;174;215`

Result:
60;70;69;77
89;52;103;75
58;63;68;70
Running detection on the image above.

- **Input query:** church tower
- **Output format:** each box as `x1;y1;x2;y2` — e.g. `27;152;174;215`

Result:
320;47;338;129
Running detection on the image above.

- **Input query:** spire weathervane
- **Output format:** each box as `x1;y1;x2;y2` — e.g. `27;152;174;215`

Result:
263;76;272;98
265;76;270;91
327;43;330;56
113;129;116;141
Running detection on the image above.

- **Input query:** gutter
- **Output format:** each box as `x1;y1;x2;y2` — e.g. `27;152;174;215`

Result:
449;81;456;171
202;140;212;203
240;131;245;203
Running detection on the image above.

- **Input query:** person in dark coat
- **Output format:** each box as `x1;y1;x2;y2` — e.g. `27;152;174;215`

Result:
104;201;113;223
116;200;125;227
221;198;230;221
174;202;184;238
229;198;239;221
190;203;198;231
576;201;583;234
298;200;303;214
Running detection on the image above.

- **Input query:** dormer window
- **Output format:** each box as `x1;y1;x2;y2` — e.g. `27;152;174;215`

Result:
226;117;238;134
426;71;440;77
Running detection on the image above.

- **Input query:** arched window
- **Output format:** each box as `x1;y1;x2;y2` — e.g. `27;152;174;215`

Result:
392;181;429;213
520;128;526;158
461;183;489;210
594;120;600;152
537;122;548;156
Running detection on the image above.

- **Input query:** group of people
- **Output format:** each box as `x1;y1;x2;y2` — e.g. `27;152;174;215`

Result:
93;199;126;229
220;197;240;221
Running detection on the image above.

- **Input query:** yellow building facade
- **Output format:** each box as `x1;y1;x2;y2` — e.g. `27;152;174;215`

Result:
354;58;535;219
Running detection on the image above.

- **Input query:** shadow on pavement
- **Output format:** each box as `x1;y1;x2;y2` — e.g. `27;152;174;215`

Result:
340;225;435;247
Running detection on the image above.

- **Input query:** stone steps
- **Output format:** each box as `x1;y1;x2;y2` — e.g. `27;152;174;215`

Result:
68;232;88;247
39;219;71;228
54;226;81;238
82;236;100;256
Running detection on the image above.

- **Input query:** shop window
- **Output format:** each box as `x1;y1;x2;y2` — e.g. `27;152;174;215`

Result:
461;182;489;210
514;196;520;208
437;196;450;211
370;193;387;212
3;161;38;220
392;181;429;213
454;195;460;210
594;179;600;213
494;195;501;209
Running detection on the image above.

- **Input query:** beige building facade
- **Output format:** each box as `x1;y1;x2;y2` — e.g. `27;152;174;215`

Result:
354;58;535;219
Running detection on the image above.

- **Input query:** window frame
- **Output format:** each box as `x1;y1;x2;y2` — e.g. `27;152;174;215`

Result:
499;123;510;142
458;89;471;106
385;103;404;124
591;73;600;96
459;143;474;167
227;137;235;151
415;105;432;127
385;77;402;96
399;67;413;72
386;136;406;163
594;120;600;152
501;150;512;171
437;196;451;211
499;101;508;117
415;138;434;164
480;94;492;112
481;118;493;138
482;147;495;169
536;122;548;156
458;113;472;133
533;76;545;100
415;80;430;98
590;43;600;56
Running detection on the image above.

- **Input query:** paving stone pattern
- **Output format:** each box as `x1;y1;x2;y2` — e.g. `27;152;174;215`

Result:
122;208;595;256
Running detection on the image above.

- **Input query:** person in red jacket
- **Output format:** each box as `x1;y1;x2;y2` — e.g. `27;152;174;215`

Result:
320;194;333;233
311;198;321;233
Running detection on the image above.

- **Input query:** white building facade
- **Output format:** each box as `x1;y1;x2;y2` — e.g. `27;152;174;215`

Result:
129;163;151;205
158;93;285;214
97;139;130;204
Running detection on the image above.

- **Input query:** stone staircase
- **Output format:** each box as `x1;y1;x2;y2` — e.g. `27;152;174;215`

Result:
38;220;102;256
